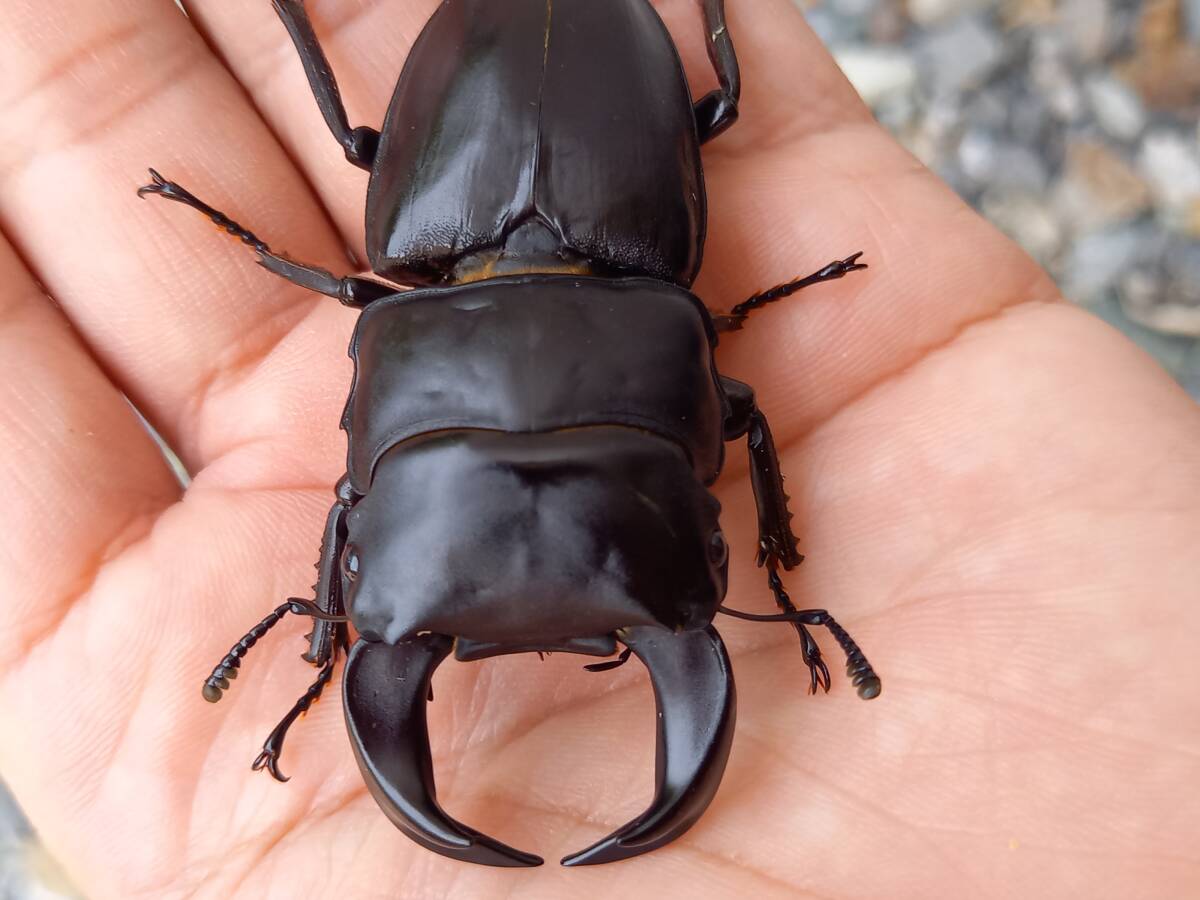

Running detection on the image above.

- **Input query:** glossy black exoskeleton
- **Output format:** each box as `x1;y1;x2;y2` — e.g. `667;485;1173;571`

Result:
142;0;880;868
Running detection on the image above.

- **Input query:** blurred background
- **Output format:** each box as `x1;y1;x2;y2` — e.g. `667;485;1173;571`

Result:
809;0;1200;396
2;0;1197;896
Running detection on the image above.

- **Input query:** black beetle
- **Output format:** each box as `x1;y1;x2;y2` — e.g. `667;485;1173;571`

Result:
139;0;881;868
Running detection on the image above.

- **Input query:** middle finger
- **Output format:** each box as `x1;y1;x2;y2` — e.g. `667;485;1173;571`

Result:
0;0;357;476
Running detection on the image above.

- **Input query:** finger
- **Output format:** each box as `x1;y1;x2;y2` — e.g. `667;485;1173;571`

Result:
0;0;356;475
0;232;178;672
180;0;439;258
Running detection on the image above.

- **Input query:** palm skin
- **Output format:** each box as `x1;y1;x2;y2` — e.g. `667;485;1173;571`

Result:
1;0;1198;896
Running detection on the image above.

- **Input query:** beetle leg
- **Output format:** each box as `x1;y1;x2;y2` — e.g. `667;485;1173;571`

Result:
302;477;356;666
712;252;868;332
137;169;397;307
720;377;804;570
272;0;380;170
251;656;337;782
694;0;741;143
720;577;882;701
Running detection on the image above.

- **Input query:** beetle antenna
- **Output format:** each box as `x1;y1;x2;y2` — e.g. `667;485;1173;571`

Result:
202;598;349;703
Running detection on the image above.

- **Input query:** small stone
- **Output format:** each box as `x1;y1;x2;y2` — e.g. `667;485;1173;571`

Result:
1186;0;1200;41
1058;0;1111;62
958;130;1050;193
1008;90;1054;144
1058;225;1160;303
1054;140;1151;232
868;0;910;42
834;46;918;107
1138;130;1200;234
917;16;1005;97
874;90;918;131
829;0;883;18
802;6;864;47
962;88;1011;130
1120;238;1200;336
1084;74;1148;142
1000;0;1056;29
980;190;1064;263
907;0;997;26
1029;32;1086;122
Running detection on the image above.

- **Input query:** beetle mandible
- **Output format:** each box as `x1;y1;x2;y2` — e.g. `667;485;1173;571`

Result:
139;0;881;867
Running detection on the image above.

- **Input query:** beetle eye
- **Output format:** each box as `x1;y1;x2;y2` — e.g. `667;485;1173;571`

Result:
342;544;360;582
708;530;728;567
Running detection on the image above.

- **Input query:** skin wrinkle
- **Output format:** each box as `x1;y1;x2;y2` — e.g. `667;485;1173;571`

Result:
898;679;1200;763
178;291;327;468
498;793;811;899
4;507;160;672
734;728;997;899
0;27;206;182
0;20;141;109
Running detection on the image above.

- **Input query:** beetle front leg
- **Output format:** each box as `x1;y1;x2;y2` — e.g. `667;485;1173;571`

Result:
301;476;356;667
137;170;397;307
712;252;868;332
694;0;741;143
272;0;380;170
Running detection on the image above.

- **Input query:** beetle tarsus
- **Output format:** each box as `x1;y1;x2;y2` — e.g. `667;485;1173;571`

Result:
718;563;882;701
138;169;267;252
583;645;632;672
252;748;288;783
137;170;397;307
250;657;337;783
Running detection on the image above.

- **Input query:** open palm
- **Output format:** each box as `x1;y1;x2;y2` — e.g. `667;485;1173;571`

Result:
1;0;1198;896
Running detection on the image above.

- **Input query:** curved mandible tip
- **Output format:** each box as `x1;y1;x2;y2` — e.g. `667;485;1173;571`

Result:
561;625;737;866
343;637;543;867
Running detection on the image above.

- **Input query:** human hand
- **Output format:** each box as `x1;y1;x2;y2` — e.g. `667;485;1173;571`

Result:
1;0;1198;896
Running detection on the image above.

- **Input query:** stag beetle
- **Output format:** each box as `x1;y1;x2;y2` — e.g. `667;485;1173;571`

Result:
140;0;881;868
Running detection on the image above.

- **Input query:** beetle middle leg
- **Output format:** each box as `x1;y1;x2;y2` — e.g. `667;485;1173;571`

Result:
136;170;397;307
713;252;868;332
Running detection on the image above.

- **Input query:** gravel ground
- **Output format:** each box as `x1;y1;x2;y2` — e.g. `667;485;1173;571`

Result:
813;0;1200;395
2;1;1197;897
